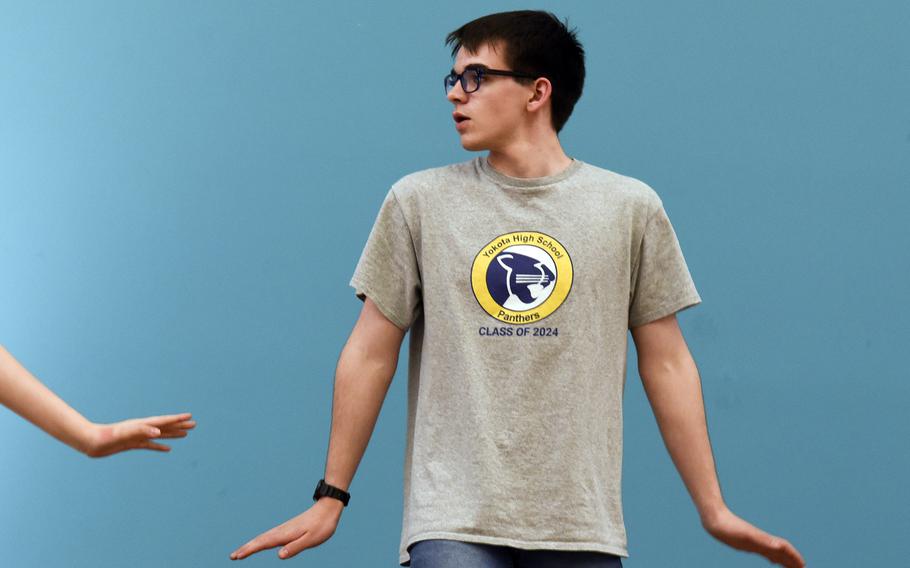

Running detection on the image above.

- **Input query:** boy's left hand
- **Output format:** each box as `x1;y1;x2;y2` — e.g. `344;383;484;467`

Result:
702;506;806;567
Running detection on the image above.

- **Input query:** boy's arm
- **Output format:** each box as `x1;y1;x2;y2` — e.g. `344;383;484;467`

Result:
230;296;405;561
630;314;806;568
0;345;194;457
322;296;407;494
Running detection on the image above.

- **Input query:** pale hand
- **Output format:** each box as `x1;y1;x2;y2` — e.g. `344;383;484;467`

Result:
82;413;196;458
230;498;344;560
702;507;806;567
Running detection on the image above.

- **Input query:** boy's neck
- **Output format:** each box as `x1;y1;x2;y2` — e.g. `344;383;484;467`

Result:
486;139;573;179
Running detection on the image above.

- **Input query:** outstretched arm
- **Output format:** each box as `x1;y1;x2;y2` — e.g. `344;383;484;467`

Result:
0;344;195;457
230;296;406;561
630;314;806;568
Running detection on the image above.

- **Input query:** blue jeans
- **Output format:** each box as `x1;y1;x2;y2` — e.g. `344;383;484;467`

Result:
408;539;624;568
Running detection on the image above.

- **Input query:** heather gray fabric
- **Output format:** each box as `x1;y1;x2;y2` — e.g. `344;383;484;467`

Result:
349;155;701;566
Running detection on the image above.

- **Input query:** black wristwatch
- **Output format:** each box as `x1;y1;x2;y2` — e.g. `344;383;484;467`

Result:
313;479;350;507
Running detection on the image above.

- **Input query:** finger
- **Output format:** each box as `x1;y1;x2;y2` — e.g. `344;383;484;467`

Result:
156;423;194;437
168;420;196;430
137;441;171;452
120;421;162;440
155;421;195;436
278;531;312;559
231;530;287;560
156;430;189;439
158;420;194;430
143;413;194;427
783;542;805;564
779;541;805;567
762;537;801;567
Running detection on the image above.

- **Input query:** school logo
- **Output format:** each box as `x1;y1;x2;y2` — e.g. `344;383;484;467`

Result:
471;231;573;324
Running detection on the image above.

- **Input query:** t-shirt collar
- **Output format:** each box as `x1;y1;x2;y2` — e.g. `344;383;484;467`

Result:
477;154;584;189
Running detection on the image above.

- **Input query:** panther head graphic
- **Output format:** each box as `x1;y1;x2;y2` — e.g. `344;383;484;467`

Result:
486;251;556;310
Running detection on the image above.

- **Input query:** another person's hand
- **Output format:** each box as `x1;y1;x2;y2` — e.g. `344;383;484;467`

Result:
1;345;197;457
702;506;806;567
230;498;345;560
80;413;196;458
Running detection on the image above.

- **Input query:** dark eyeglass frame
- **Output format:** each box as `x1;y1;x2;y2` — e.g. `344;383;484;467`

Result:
444;66;539;95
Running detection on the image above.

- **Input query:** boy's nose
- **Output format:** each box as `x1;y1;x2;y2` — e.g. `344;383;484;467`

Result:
446;81;467;102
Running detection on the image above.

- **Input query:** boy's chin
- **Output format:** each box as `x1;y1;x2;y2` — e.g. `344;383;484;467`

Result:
459;137;489;152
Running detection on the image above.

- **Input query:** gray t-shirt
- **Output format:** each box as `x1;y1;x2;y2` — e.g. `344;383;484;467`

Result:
350;155;701;566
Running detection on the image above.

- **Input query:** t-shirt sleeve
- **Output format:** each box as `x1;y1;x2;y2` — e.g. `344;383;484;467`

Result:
349;189;422;331
628;202;702;328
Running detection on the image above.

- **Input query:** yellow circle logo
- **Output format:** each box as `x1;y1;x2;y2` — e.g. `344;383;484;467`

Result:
471;231;573;324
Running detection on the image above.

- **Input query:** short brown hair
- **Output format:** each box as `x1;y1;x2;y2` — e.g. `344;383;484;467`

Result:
445;10;586;134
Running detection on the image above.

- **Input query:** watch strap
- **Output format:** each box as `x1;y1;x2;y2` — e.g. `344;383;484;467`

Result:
313;479;350;507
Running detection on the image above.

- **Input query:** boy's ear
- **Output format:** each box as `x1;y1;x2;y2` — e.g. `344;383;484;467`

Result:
527;77;553;108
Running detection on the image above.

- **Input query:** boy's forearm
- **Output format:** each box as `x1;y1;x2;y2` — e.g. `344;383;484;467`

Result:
639;353;727;522
321;340;399;494
0;345;93;453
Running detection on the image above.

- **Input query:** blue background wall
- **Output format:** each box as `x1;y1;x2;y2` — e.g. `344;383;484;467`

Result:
1;1;907;566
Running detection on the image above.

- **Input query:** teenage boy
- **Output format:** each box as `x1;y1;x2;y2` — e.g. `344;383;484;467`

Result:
231;10;806;568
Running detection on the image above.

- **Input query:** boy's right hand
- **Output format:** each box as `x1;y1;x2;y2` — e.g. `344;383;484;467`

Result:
229;497;345;560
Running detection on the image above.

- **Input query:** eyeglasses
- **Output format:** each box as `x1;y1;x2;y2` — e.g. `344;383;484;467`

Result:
444;66;538;95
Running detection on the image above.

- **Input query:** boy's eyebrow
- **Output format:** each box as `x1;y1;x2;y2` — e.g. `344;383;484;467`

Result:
450;63;489;74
